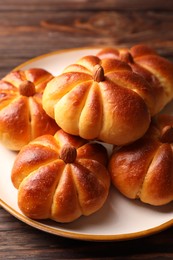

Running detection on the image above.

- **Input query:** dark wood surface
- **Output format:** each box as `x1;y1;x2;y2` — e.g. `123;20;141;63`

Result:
1;1;173;259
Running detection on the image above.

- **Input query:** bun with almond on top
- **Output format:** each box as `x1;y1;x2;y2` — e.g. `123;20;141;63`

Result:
11;129;110;223
97;44;173;115
108;114;173;206
42;54;157;146
0;68;59;150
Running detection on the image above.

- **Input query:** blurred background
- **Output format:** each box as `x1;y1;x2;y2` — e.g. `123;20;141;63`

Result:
1;0;173;78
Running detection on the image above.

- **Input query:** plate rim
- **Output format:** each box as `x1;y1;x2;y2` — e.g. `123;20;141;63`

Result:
14;46;102;71
1;198;173;241
1;46;173;241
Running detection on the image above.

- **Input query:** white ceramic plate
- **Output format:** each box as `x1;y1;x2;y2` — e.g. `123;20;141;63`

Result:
1;47;173;241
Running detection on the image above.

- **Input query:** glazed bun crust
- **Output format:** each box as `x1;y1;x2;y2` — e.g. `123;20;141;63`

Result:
11;129;110;223
108;114;173;206
43;55;153;146
0;69;59;150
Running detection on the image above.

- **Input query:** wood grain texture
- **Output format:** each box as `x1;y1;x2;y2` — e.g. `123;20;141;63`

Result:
1;0;173;11
1;1;173;259
0;1;173;79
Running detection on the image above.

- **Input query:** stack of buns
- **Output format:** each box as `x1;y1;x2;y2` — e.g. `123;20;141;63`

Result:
1;44;173;223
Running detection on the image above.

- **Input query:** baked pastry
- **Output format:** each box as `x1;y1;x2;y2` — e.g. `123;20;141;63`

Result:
97;44;173;115
43;55;155;146
11;129;110;223
108;114;173;206
0;68;59;150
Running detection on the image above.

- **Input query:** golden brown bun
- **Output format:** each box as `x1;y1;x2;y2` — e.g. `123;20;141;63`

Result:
0;68;59;151
11;129;110;223
108;114;173;206
43;55;154;146
97;44;173;115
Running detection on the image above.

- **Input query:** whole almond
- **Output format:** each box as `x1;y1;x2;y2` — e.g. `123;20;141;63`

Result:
59;144;77;163
160;125;173;143
19;80;36;97
93;64;105;82
120;51;134;64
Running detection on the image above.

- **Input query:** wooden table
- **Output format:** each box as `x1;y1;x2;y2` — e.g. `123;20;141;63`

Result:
1;1;173;259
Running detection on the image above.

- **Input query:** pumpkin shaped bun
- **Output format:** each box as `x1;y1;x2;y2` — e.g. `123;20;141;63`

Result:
11;129;110;223
97;44;173;115
42;55;156;146
108;114;173;206
0;68;59;150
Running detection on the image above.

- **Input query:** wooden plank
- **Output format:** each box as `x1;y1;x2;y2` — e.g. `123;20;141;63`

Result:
0;0;173;11
0;11;172;46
